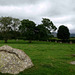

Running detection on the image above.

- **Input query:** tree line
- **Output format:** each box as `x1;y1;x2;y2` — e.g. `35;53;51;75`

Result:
0;17;70;43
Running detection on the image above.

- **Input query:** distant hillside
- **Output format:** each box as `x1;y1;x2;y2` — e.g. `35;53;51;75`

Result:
51;32;57;37
52;32;75;37
70;34;75;37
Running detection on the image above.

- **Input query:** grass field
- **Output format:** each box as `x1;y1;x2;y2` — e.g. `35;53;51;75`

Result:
0;40;75;75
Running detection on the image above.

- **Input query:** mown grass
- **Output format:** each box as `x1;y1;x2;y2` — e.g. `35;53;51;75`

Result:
0;40;75;75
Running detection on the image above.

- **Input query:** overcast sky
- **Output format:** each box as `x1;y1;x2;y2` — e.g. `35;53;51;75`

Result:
0;0;75;33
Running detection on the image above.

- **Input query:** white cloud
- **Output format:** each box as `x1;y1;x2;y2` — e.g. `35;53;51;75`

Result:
0;0;75;33
0;1;50;16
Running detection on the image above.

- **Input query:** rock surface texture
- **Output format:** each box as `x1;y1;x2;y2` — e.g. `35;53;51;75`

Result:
70;61;75;65
0;45;33;74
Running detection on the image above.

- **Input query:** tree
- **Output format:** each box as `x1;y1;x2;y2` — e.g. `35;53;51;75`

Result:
35;24;50;41
12;18;21;31
0;17;20;43
57;25;70;41
11;18;21;40
19;19;36;43
34;18;57;41
42;18;57;32
0;17;13;43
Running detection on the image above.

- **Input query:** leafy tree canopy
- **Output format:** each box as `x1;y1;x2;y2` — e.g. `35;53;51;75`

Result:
0;17;20;43
35;24;50;41
19;19;36;43
42;18;57;32
57;25;70;40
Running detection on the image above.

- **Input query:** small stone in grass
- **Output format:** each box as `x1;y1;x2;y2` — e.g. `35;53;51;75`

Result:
71;54;75;57
70;61;75;65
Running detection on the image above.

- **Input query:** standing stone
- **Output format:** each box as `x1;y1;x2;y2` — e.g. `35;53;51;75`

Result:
70;41;72;44
55;41;57;43
71;54;75;57
70;61;75;65
60;41;62;43
0;45;34;74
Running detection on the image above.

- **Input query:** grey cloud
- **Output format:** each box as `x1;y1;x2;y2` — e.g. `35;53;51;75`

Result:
70;29;75;33
0;0;75;33
44;0;75;17
0;0;42;6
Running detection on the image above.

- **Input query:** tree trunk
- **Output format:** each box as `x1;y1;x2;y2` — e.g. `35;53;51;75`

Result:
5;39;8;43
29;40;32;43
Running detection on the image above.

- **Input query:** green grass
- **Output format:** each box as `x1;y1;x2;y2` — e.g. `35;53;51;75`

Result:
0;40;75;75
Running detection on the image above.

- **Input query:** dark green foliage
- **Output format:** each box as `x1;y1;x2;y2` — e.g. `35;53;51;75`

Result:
19;19;36;43
34;18;57;41
0;17;21;43
0;17;12;43
57;25;70;41
11;31;21;40
0;17;57;42
35;24;50;41
42;18;57;32
12;18;21;40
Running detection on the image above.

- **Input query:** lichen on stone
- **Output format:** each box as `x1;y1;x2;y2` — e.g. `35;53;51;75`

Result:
0;45;34;74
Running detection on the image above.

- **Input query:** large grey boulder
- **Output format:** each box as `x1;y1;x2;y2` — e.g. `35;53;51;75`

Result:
0;45;34;74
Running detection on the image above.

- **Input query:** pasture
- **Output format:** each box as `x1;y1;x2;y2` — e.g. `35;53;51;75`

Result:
0;40;75;75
